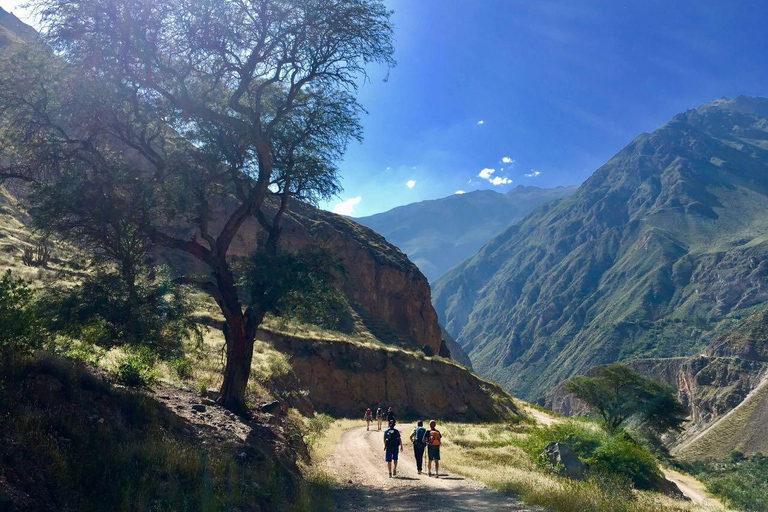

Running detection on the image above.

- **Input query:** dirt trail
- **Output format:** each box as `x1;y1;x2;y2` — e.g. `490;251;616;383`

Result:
328;426;540;512
661;468;725;509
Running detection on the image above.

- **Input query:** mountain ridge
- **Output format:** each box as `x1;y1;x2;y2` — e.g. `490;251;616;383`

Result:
433;95;768;400
356;184;577;281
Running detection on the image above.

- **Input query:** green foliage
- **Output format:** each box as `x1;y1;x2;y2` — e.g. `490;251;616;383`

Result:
565;364;687;434
520;420;663;491
586;433;661;491
237;248;354;333
303;413;336;452
0;270;46;358
684;454;768;511
116;347;158;387
169;357;193;381
39;267;203;357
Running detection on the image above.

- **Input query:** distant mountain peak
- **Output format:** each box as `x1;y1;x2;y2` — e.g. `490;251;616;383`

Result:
356;185;577;282
697;95;768;117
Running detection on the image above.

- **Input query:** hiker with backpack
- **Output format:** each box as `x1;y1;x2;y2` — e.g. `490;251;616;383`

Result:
409;420;428;474
376;407;384;431
426;420;442;477
386;406;395;423
383;420;404;478
364;408;373;431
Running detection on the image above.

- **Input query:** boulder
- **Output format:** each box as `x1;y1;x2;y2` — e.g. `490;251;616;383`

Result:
543;442;586;480
260;400;281;415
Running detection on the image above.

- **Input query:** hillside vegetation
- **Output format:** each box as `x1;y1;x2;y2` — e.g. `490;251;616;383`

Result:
434;96;768;401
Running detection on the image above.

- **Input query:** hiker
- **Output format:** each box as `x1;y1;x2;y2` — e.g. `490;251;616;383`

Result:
364;407;373;430
384;420;403;478
386;406;395;423
426;420;442;477
376;407;384;431
409;420;428;474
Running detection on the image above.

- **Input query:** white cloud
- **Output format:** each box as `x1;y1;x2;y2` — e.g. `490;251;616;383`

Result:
406;180;417;188
524;170;542;178
386;166;391;171
478;168;495;179
490;176;513;186
477;120;485;125
332;196;361;216
501;156;514;164
477;167;513;186
454;190;466;195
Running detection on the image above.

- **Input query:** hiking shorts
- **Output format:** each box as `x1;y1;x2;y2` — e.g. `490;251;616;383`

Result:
428;445;441;461
386;448;399;462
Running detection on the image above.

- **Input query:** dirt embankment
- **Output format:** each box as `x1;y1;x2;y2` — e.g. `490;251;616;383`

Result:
261;330;519;422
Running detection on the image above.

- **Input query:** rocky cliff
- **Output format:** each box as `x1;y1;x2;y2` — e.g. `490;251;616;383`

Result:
259;329;519;422
170;197;448;358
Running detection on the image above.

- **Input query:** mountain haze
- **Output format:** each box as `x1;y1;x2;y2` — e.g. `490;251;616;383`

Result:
356;185;577;282
433;96;768;400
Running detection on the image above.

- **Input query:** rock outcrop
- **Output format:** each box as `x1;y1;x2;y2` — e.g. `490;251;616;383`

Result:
260;329;519;422
543;442;586;480
201;200;446;357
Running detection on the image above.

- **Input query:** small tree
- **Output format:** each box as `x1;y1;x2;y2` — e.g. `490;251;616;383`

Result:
565;363;688;434
0;0;394;412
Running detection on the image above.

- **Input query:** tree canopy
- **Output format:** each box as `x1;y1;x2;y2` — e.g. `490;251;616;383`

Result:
0;0;395;411
565;363;688;434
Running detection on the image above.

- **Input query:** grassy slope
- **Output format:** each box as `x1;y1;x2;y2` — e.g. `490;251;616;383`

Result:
0;354;334;512
675;374;768;461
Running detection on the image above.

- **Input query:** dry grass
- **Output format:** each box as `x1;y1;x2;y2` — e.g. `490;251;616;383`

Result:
437;422;731;512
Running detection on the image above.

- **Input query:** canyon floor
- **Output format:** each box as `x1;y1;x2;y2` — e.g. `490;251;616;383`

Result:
327;425;541;512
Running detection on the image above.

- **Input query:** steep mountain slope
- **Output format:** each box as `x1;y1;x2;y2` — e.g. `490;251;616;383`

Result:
434;96;768;400
356;185;577;282
0;7;38;52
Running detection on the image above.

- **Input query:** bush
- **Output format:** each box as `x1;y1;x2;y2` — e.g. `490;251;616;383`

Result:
586;433;661;490
0;270;47;359
520;420;662;491
168;357;193;380
116;347;158;387
38;267;203;357
303;413;335;452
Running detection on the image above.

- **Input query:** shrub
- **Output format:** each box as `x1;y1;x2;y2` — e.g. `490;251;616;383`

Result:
168;357;193;381
0;270;47;361
116;347;158;387
303;413;335;452
519;420;662;491
38;267;203;356
586;433;661;490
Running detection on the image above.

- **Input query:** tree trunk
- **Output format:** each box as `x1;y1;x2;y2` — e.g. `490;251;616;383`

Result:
214;258;268;413
220;314;255;413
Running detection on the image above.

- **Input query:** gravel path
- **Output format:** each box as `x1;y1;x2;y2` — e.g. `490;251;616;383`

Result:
328;426;539;512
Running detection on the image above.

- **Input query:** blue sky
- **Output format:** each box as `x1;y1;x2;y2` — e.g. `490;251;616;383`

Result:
4;0;768;217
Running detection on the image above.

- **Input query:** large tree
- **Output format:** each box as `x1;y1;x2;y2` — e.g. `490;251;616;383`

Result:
565;363;688;434
0;0;394;411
